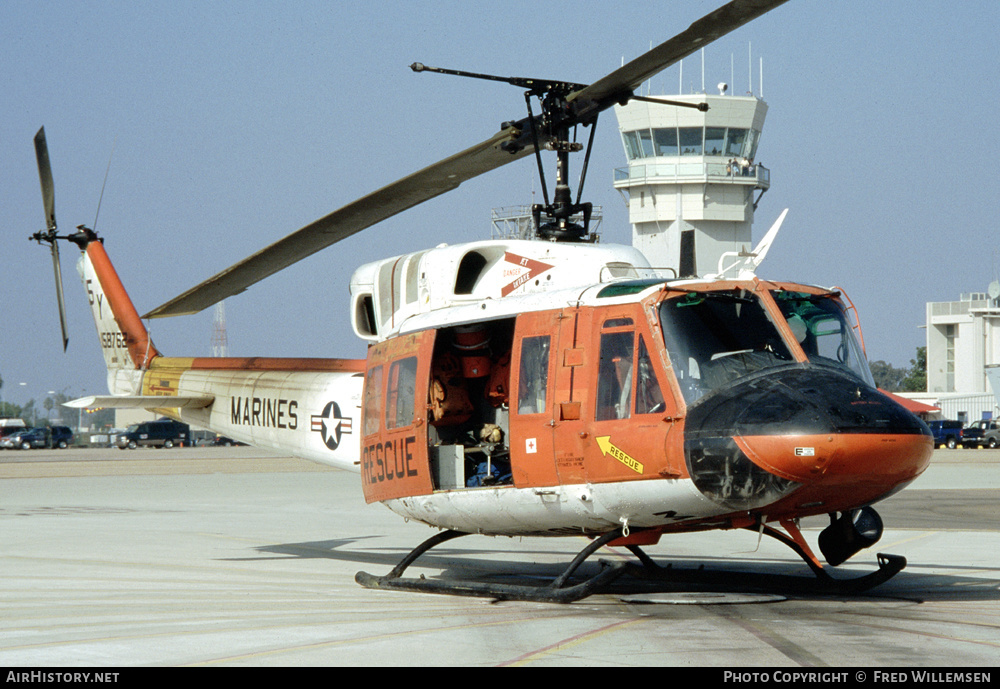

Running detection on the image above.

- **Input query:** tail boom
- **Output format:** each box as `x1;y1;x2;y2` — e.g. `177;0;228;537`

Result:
72;229;367;470
133;356;367;470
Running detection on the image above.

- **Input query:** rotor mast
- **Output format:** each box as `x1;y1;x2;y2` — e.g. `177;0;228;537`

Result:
411;63;595;241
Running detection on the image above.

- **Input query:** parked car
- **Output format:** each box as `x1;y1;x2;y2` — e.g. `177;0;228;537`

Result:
966;419;1000;449
8;426;73;449
928;419;964;449
48;426;74;448
1;429;31;449
210;436;246;447
116;419;190;449
959;424;984;449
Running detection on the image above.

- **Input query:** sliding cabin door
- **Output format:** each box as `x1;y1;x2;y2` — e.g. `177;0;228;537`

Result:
508;310;565;487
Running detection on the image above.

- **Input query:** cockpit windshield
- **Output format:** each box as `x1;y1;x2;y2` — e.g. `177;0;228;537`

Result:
658;289;794;404
771;290;874;387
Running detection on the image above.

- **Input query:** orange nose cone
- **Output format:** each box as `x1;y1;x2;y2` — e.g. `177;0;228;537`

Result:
735;432;933;509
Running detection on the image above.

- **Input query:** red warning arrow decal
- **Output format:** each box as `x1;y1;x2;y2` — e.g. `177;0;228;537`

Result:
500;252;554;297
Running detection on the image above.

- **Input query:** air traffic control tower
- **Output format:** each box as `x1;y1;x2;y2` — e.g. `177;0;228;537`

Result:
613;90;769;278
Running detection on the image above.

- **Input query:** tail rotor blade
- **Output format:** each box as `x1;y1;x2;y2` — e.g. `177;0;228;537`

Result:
50;240;70;352
34;127;57;232
33;126;69;351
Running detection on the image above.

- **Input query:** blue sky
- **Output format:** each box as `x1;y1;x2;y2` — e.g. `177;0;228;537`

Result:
2;0;997;410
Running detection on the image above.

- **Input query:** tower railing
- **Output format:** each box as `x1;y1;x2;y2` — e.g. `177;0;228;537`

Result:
614;162;769;188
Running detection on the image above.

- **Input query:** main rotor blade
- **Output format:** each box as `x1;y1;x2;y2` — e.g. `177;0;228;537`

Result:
145;0;789;319
50;240;69;352
569;0;789;114
34;127;57;231
144;128;534;318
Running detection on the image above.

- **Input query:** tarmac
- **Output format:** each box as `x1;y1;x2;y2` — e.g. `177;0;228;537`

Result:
1;445;998;667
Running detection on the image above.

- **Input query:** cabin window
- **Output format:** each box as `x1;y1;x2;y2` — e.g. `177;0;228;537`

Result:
658;290;794;404
385;357;418;429
635;336;665;414
771;291;875;386
363;365;383;436
517;335;550;414
597;327;635;421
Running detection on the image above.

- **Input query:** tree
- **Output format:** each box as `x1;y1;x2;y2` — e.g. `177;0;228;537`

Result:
20;399;38;427
869;360;908;391
899;346;927;393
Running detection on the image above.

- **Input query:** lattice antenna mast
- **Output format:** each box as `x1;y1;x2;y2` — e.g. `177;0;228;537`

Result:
211;301;229;357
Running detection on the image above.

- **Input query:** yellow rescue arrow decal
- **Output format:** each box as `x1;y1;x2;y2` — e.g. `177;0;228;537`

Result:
596;436;644;474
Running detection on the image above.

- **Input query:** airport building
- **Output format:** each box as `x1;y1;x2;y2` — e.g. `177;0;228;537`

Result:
913;288;1000;422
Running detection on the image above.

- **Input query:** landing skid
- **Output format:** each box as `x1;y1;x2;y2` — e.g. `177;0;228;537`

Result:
355;528;630;604
739;520;907;594
624;521;906;596
355;522;906;604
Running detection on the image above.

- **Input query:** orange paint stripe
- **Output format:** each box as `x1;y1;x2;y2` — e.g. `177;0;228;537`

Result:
498;618;645;666
86;241;161;367
187;357;366;372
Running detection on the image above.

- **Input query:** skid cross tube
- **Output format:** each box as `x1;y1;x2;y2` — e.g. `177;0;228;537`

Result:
355;528;630;603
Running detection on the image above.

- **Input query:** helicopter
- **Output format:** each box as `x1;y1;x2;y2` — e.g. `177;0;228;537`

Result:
31;0;933;603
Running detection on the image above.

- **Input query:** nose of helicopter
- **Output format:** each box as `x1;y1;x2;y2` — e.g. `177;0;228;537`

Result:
683;366;933;514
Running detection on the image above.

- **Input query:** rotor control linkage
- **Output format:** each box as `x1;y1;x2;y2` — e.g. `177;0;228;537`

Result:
409;62;586;97
411;62;597;242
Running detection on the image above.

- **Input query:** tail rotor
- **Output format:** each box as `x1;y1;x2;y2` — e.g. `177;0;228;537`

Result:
31;126;70;352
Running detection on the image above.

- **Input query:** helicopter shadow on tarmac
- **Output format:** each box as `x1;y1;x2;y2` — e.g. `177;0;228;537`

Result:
241;534;1000;604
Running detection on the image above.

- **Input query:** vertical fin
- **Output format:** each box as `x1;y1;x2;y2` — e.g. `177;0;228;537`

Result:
75;231;160;372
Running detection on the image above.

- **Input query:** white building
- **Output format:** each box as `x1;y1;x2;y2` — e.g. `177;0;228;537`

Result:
919;287;1000;422
926;289;1000;394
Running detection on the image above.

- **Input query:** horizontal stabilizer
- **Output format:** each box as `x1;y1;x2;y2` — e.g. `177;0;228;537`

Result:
64;395;215;410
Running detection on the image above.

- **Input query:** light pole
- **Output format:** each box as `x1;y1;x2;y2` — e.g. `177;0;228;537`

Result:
77;390;86;433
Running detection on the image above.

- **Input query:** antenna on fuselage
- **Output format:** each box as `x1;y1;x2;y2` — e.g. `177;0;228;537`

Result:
709;208;788;280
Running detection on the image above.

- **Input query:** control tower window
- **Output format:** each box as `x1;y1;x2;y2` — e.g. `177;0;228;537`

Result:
623;131;641;160
679;127;702;155
705;128;726;156
747;129;761;160
654;128;679;156
638;129;654;157
726;128;747;157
